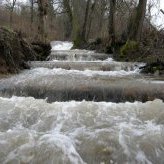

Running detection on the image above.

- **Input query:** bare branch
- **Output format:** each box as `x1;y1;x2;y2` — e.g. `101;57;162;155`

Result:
160;9;164;15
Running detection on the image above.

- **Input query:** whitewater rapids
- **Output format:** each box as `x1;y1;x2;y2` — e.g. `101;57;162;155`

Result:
0;41;164;164
0;96;164;164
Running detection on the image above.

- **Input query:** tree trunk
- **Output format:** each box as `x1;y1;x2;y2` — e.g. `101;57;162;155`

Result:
9;10;13;28
108;0;116;47
37;0;48;42
72;0;83;48
9;0;17;28
81;0;91;41
86;1;97;40
128;0;147;41
160;9;164;15
97;0;106;38
30;0;34;31
72;0;91;48
63;0;73;38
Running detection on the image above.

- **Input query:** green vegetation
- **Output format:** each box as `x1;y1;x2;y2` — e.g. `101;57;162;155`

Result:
1;26;14;33
73;34;85;49
120;40;139;58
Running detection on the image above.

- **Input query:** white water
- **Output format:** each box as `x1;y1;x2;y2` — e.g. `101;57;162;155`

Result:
51;41;73;51
13;67;140;81
0;41;164;163
0;97;164;164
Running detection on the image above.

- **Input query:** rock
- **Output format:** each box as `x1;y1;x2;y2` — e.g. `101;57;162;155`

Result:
0;27;51;74
31;42;51;61
140;60;164;75
0;27;37;74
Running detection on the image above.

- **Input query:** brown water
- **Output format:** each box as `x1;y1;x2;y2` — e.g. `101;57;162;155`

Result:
0;41;164;164
0;97;164;164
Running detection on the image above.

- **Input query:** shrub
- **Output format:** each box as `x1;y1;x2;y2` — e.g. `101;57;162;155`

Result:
95;38;102;45
2;26;14;33
120;40;139;57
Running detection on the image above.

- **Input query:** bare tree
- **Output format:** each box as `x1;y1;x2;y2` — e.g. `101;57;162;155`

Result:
5;0;17;27
72;0;92;47
108;0;116;46
128;0;147;41
96;0;107;38
0;0;4;5
63;0;73;38
37;0;48;42
160;9;164;15
81;0;91;40
86;0;97;39
29;0;34;26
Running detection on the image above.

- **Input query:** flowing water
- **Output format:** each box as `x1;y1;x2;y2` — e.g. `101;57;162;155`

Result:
0;41;164;164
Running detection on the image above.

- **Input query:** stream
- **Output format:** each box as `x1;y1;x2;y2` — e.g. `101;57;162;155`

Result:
0;41;164;164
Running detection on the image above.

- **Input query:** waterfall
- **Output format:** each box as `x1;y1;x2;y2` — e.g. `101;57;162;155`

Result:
0;41;164;164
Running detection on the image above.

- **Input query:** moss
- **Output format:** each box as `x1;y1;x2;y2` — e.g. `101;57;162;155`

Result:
0;27;36;74
1;26;14;33
120;40;139;58
73;32;86;49
73;36;83;48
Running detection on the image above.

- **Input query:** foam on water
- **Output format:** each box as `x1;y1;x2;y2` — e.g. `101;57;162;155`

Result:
0;96;164;163
51;41;73;51
140;79;164;84
23;67;139;79
34;67;139;77
0;67;140;87
0;41;163;163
